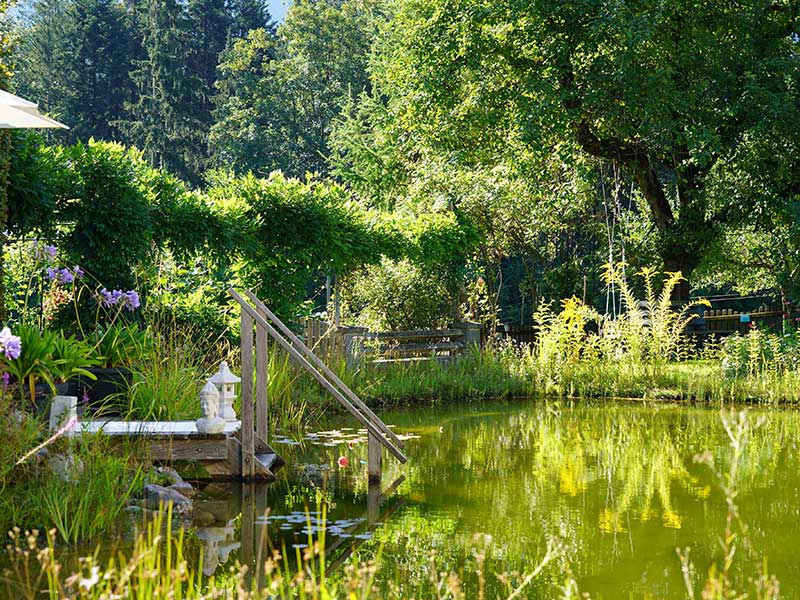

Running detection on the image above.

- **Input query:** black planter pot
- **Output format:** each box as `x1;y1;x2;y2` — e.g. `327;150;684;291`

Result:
27;381;77;418
74;367;133;416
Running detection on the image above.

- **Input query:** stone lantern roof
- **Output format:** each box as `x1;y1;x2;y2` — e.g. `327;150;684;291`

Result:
209;361;241;386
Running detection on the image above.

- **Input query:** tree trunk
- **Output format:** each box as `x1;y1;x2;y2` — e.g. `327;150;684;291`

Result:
663;254;696;304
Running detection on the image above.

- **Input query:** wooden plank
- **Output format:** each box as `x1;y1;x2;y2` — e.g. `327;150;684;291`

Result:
240;290;407;455
79;420;241;437
143;438;229;461
368;433;382;484
365;328;465;340
381;341;465;354
241;310;255;479
255;323;268;445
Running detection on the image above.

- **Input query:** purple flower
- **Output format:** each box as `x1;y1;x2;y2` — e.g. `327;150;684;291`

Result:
123;290;140;311
44;245;57;259
0;327;22;360
73;266;84;279
58;268;74;284
100;288;121;306
46;267;58;280
100;288;139;311
1;372;9;388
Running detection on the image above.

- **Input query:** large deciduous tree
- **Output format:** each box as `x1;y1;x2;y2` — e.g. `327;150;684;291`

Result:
374;0;800;299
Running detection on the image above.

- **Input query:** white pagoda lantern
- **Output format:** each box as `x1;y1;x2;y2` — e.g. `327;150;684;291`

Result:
209;361;241;422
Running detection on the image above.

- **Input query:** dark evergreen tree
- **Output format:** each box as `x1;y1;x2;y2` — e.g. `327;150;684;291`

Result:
15;0;139;142
186;0;230;119
121;0;203;183
228;0;275;39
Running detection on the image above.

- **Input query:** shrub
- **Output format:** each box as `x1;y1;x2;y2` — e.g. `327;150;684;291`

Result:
341;258;457;330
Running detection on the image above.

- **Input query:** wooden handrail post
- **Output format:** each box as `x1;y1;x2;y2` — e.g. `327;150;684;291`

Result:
255;322;268;445
242;290;405;452
241;310;255;479
368;433;382;484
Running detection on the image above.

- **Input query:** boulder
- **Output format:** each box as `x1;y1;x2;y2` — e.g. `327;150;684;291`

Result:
142;484;193;515
168;481;196;498
153;466;184;486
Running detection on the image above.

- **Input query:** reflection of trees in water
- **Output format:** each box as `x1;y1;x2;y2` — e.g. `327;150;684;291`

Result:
358;403;800;595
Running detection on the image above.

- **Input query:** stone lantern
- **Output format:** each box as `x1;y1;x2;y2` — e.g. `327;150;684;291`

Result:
209;361;240;422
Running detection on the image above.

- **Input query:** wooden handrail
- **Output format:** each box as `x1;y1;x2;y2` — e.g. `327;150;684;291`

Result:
229;289;407;464
244;290;405;451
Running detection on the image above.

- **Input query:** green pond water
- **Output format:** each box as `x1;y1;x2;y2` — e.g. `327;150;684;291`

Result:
186;400;800;598
9;400;800;598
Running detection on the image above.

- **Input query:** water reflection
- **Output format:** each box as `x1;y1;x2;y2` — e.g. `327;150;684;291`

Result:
188;401;800;598
190;475;406;584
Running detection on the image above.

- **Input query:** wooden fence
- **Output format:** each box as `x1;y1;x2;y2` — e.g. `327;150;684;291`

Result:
699;307;784;337
500;304;787;345
303;319;482;365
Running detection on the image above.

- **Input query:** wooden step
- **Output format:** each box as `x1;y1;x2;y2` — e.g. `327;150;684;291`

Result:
255;453;279;472
254;435;286;473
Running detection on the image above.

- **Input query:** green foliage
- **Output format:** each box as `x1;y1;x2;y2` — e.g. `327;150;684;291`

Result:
720;327;800;379
0;434;144;544
120;314;232;421
341;258;456;330
7;138;229;297
5;325;98;404
211;0;388;177
209;170;391;319
88;322;150;368
14;0;139;144
5;324;59;403
7;131;58;236
362;0;800;285
49;332;99;382
601;264;710;363
0;390;42;491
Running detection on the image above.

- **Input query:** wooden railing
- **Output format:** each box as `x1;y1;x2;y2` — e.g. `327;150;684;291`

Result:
230;290;407;482
304;320;482;365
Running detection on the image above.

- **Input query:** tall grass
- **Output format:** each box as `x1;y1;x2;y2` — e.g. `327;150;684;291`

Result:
3;507;563;600
0;434;145;544
123;317;234;421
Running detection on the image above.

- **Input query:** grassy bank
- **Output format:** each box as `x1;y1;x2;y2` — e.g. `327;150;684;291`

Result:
272;343;800;412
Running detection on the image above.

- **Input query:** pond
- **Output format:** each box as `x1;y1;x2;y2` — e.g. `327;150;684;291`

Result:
6;400;799;597
186;400;800;598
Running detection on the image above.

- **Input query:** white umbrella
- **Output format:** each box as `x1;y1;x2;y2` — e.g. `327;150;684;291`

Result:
0;89;68;129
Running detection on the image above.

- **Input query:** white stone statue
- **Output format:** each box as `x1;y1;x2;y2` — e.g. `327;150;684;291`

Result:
209;361;240;422
196;381;225;434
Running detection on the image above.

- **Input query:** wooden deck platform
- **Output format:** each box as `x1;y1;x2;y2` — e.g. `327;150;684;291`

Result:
80;420;242;436
79;419;283;481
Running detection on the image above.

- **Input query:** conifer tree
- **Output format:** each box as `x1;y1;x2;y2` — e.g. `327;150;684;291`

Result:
122;0;202;183
228;0;275;38
16;0;139;142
